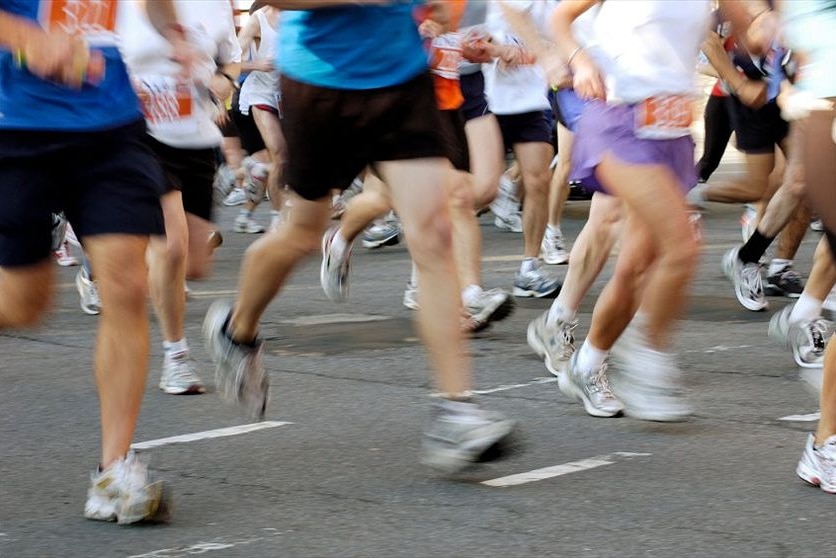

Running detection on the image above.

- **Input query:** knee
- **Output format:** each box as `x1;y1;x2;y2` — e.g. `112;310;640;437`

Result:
1;290;52;328
522;170;551;198
447;177;475;213
98;266;148;312
404;212;454;263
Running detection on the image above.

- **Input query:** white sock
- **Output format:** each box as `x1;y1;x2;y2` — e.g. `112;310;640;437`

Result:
163;338;188;359
462;284;483;307
330;229;350;261
521;257;539;274
547;301;576;327
788;292;823;324
410;262;419;287
576;340;607;374
547;224;562;236
768;259;792;277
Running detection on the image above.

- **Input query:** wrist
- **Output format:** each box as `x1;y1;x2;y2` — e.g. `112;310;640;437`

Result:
161;23;187;44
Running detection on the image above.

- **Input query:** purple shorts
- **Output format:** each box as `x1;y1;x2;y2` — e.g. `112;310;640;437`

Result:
571;101;697;194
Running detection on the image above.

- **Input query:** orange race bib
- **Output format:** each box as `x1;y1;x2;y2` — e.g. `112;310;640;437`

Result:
135;76;197;135
430;33;463;81
634;95;694;140
38;0;118;46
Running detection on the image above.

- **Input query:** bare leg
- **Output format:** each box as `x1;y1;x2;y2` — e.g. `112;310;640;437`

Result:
379;158;470;395
0;260;54;328
84;234;151;467
252;108;287;214
548;124;572;228
817;337;836;444
148;191;188;344
514;142;553;258
339;173;391;242
447;168;481;288
465;114;504;208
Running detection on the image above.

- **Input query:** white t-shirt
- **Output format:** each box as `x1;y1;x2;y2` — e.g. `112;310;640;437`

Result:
239;9;280;114
482;0;556;115
118;0;241;149
591;0;710;103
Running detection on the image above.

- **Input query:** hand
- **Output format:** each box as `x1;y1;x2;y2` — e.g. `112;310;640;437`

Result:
571;54;605;100
418;19;443;40
461;38;495;64
21;29;98;88
209;73;233;103
701;31;726;63
214;103;231;127
539;51;572;91
735;79;767;109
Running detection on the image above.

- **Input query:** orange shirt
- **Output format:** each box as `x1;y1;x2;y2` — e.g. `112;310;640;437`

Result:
425;0;467;111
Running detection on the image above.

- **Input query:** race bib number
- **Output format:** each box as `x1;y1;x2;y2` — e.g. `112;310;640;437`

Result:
634;96;694;140
430;33;463;81
38;0;118;47
136;77;198;135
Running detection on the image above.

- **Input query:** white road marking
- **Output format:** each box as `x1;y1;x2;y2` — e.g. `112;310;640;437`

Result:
778;412;821;422
131;421;291;450
277;313;390;326
128;539;259;558
471;377;558;395
482;452;652;488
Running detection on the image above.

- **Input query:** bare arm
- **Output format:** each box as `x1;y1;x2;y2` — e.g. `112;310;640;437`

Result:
0;10;42;51
549;0;604;99
238;14;261;57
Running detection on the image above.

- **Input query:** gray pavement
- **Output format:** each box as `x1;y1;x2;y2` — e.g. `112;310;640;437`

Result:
1;193;834;558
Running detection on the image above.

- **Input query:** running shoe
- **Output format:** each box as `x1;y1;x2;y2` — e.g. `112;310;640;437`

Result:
361;219;401;249
51;213;68;251
494;212;523;233
491;175;523;233
769;305;832;368
421;399;518;474
466;288;515;325
513;267;561;298
559;352;625;418
765;265;804;298
611;320;692;422
159;353;206;395
541;227;569;265
810;218;824;232
526;311;577;377
84;451;172;524
76;268;101;316
54;241;79;267
202;300;269;421
796;434;836;494
740;204;758;242
722;246;768;311
320;226;351;303
825;288;836;313
233;214;265;234
223;188;247;207
403;281;419;310
208;230;223;251
213;164;236;205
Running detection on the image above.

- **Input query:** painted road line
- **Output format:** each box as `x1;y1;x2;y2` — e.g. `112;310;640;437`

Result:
472;377;558;395
482;452;652;488
132;421;291;450
778;412;821;422
277;313;390;326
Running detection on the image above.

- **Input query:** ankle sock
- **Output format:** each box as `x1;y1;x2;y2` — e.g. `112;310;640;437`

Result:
547;301;576;327
521;257;539;274
789;293;823;324
576;340;607;374
163;338;188;359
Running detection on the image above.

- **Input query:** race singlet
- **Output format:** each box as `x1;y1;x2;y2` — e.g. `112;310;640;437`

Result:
634;96;694;140
135;76;198;135
430;33;463;81
38;0;119;47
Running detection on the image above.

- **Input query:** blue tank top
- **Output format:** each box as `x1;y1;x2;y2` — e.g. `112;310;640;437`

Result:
0;0;142;131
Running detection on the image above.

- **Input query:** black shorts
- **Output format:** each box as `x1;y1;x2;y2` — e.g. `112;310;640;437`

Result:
726;96;789;154
460;71;491;122
280;71;446;201
231;104;266;155
0;119;165;267
439;109;470;172
146;136;217;222
495;110;552;151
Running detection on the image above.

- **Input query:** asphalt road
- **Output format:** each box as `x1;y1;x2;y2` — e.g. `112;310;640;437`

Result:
2;173;834;557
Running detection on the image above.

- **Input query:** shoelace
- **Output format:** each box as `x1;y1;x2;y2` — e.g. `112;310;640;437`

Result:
807;319;832;354
590;364;616;398
554;320;577;359
778;269;803;290
741;263;765;297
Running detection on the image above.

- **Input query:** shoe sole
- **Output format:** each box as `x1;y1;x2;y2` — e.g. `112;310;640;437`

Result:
116;481;174;525
557;372;623;418
361;233;400;249
320;229;348;303
542;254;569;265
513;286;560;298
764;284;803;299
471;295;515;325
159;383;207;395
796;461;836;494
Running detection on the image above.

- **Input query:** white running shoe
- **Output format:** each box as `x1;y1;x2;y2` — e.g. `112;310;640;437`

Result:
223;188;247;207
769;305;832;368
159;353;206;395
527;311;577;377
233;214;265;234
541;227;569;265
320;226;351;303
403;282;419;310
213;164;236;206
559;352;625;418
362;219;401;249
203;300;269;420
810;218;824;233
513;266;561;298
611;320;692;422
824;288;836;314
54;241;80;267
722;245;768;311
796;434;836;494
84;452;172;524
76;268;101;316
466;288;514;325
421;399;518;474
494;212;523;233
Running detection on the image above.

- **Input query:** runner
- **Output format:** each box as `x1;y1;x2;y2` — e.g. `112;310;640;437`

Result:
0;0;187;523
120;0;242;395
203;0;517;474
